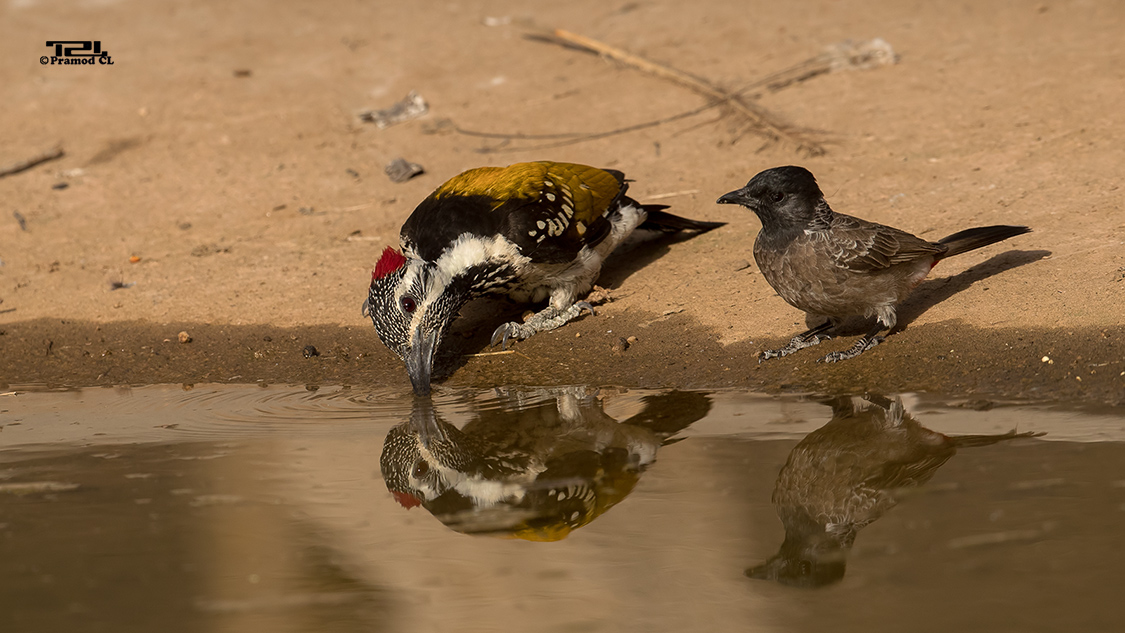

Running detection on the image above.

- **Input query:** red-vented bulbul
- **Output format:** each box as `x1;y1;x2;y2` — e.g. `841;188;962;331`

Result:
718;166;1030;362
746;395;1042;587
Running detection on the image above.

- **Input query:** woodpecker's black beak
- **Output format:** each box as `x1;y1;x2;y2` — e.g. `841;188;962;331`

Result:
716;187;752;207
405;325;438;396
408;394;447;444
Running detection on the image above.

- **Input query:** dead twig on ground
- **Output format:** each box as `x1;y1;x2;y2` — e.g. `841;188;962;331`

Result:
452;32;896;155
0;146;64;178
645;189;700;201
465;350;517;357
448;103;715;152
547;29;817;154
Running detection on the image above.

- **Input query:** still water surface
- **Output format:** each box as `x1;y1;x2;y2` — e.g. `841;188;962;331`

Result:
1;385;1123;632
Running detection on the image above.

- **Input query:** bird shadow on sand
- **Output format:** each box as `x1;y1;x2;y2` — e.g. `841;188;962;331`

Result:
431;230;713;385
824;249;1051;337
592;228;711;289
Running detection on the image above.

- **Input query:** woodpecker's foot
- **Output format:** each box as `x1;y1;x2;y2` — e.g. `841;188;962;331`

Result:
490;302;596;350
758;332;832;363
817;335;885;363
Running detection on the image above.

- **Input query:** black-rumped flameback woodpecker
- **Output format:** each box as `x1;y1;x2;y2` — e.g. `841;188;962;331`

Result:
380;388;712;540
365;161;723;395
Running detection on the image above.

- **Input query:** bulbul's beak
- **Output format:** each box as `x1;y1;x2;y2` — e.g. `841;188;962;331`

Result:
405;325;437;396
716;187;751;206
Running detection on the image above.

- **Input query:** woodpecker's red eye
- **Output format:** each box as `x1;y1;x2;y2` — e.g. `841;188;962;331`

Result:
411;460;429;478
771;191;786;203
400;296;417;313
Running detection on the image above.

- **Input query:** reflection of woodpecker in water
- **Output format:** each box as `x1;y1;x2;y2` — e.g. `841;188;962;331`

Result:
747;395;1043;588
380;388;711;541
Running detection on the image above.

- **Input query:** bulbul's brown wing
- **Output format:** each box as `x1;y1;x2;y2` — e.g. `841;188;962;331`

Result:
825;213;947;273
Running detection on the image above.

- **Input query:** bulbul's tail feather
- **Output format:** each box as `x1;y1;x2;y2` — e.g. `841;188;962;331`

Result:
948;429;1045;448
640;207;726;233
937;225;1031;259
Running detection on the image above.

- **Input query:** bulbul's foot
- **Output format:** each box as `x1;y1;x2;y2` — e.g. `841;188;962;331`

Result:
817;335;884;363
758;332;833;363
490;302;596;350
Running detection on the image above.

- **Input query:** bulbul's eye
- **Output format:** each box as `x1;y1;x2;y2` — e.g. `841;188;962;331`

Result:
412;460;429;478
771;191;786;203
400;296;417;313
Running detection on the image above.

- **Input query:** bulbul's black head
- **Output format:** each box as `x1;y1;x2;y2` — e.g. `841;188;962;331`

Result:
745;550;848;588
717;165;826;234
363;246;471;396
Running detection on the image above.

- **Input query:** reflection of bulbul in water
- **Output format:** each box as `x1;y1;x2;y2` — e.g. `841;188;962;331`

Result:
380;388;710;541
747;395;1042;588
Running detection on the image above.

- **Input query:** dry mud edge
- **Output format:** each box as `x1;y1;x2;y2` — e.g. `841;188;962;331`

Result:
2;315;1123;406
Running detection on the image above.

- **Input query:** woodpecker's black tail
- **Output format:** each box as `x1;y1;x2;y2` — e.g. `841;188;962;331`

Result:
620;390;712;439
639;207;726;234
937;225;1031;259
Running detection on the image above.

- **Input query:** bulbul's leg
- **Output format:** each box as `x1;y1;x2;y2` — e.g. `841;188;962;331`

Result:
817;323;886;363
490;302;596;350
759;320;835;362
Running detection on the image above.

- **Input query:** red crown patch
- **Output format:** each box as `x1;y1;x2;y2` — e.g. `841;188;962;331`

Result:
372;246;408;282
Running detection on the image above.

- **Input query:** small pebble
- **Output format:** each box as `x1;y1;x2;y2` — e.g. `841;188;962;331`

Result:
385;158;424;183
574;332;581;338
302;345;320;358
626;336;638;345
177;331;192;344
611;337;629;354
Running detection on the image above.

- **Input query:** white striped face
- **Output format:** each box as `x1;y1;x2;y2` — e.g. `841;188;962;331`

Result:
367;234;528;362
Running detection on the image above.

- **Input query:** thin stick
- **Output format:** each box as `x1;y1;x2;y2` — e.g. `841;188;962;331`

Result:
459;103;714;153
645;190;700;200
0;146;64;178
552;29;718;97
470;34;894;154
335;203;373;212
549;29;823;154
465;350;517;357
457;35;849;153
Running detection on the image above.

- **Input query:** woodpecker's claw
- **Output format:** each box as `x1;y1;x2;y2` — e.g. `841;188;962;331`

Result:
489;302;598;350
574;301;596;317
490;323;517;350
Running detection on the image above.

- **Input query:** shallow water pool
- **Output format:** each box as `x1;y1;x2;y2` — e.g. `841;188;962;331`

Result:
1;385;1122;632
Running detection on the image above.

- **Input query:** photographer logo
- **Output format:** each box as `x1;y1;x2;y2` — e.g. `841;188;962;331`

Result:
42;41;114;65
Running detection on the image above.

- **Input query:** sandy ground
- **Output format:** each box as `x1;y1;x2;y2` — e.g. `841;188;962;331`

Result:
1;0;1123;402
